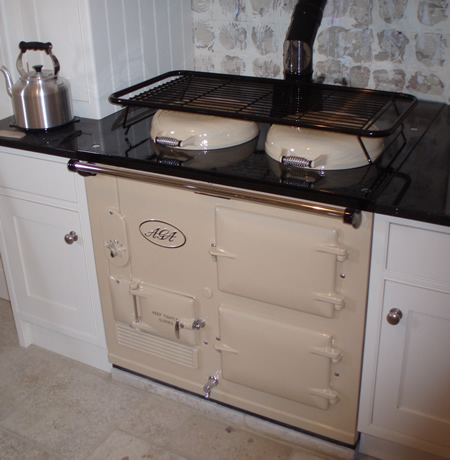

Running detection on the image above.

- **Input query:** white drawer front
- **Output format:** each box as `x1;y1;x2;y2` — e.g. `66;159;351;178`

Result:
386;223;450;284
0;151;77;203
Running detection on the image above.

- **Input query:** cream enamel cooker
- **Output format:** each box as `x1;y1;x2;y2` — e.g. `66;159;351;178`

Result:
75;68;418;448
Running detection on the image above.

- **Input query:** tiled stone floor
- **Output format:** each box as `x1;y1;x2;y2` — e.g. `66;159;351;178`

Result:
0;298;368;459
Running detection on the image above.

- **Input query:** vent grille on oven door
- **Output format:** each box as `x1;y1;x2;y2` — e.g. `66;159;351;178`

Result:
115;322;199;369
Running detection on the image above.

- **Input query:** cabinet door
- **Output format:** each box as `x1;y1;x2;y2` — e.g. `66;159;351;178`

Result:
0;195;99;342
372;280;450;448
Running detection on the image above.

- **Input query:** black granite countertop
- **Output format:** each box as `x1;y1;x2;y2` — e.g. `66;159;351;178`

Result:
374;103;449;225
0;101;448;226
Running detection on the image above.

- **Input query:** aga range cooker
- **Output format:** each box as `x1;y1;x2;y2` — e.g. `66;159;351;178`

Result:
66;71;423;445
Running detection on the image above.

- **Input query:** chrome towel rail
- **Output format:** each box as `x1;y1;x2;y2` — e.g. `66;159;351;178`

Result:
68;160;362;228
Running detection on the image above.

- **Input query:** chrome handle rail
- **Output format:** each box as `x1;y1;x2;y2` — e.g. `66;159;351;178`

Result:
68;160;362;228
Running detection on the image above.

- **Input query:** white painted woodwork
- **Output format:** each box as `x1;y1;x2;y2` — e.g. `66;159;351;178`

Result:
0;147;109;371
0;254;8;300
358;214;450;459
0;0;194;120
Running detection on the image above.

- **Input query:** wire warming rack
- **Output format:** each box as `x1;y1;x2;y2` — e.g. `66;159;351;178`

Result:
109;70;418;138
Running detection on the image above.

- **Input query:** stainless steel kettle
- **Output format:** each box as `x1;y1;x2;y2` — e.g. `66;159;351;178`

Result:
1;41;74;131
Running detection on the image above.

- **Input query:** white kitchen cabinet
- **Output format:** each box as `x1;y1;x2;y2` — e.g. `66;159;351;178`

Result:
0;147;109;371
358;214;450;459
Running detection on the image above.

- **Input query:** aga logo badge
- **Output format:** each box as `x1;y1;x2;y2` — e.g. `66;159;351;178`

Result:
139;220;186;248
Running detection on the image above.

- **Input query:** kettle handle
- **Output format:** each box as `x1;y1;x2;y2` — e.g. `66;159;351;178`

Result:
16;41;60;76
19;41;53;54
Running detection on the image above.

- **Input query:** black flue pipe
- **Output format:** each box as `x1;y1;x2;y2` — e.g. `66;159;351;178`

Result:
284;0;328;82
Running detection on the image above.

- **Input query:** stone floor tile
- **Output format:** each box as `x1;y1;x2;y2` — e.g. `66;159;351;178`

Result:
86;430;187;460
118;394;195;446
112;367;247;427
289;448;332;459
0;429;29;459
0;345;69;418
0;365;144;460
0;298;13;319
20;446;63;460
243;414;354;459
0;344;26;369
0;299;19;347
169;414;293;460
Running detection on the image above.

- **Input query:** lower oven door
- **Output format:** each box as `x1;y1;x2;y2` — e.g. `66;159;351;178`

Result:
83;170;373;445
216;305;341;409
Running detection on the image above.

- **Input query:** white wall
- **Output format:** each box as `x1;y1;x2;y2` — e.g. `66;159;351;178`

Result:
0;0;194;121
85;0;194;118
0;2;23;120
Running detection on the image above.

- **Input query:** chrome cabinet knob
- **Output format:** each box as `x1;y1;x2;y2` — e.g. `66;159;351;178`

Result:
387;308;403;325
64;231;78;245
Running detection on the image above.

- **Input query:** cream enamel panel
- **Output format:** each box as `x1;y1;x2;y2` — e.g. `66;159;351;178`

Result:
130;282;198;346
114;321;199;369
113;178;216;298
109;276;136;325
372;281;450;447
213;206;345;318
218;305;340;409
101;208;129;266
85;174;373;445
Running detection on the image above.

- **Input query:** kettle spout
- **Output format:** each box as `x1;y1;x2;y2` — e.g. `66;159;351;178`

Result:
1;66;13;97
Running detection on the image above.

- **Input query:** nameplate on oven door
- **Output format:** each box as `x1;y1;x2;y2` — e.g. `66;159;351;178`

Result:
139;220;186;248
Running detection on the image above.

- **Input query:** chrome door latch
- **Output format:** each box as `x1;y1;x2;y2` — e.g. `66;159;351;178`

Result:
101;209;129;266
174;318;206;339
203;373;220;399
105;240;119;257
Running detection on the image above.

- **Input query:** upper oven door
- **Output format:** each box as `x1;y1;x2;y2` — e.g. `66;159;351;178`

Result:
210;205;348;318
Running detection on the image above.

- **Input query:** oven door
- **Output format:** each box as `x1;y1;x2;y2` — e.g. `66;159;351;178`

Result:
216;305;341;410
210;205;347;318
